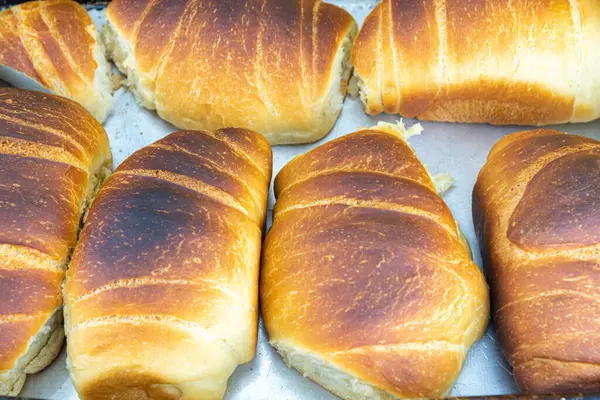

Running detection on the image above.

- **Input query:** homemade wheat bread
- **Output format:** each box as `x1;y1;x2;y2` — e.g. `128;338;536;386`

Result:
103;0;357;145
64;129;272;400
351;0;600;125
261;123;489;399
473;129;600;393
0;88;111;396
0;0;113;123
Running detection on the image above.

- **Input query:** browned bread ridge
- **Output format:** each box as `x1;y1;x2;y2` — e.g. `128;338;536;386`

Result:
261;124;489;399
351;0;600;125
0;0;113;123
102;0;357;145
64;128;272;400
0;88;112;396
473;129;600;393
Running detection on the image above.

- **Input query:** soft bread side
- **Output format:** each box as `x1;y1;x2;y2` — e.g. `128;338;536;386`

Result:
351;0;600;125
0;88;111;396
0;0;113;123
64;129;272;400
262;124;489;399
103;0;357;145
473;129;600;393
571;0;600;122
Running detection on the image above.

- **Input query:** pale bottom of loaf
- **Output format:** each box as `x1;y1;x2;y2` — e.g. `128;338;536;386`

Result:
0;310;65;396
272;340;399;400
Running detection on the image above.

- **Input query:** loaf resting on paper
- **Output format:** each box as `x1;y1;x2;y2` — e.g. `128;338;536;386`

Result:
102;0;357;145
64;128;272;400
351;0;600;126
0;0;113;123
0;88;111;396
261;123;489;399
473;129;600;393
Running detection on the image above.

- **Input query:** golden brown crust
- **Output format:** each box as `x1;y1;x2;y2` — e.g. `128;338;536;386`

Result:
0;270;63;319
473;129;600;393
0;10;42;82
0;154;86;259
115;129;270;225
103;0;151;41
0;0;113;122
262;128;489;398
274;129;435;195
64;128;272;400
273;171;457;235
351;0;441;116
0;316;52;372
0;88;111;396
352;0;600;125
104;0;357;144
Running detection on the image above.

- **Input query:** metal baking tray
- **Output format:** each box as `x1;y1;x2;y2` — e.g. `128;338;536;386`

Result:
1;1;600;399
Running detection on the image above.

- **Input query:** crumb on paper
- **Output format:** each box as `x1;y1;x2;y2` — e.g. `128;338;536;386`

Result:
369;120;423;141
432;173;455;194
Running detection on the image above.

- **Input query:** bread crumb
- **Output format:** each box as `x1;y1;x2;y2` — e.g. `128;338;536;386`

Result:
432;173;455;194
111;74;123;91
374;120;423;140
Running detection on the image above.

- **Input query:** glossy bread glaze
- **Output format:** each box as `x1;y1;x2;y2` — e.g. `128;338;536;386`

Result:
351;0;600;125
0;0;113;122
0;88;111;396
64;129;272;400
103;0;357;144
473;129;600;393
262;125;489;399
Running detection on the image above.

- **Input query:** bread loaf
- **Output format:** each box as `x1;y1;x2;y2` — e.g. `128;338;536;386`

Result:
103;0;357;145
473;129;600;393
351;0;600;125
261;123;489;399
0;88;112;396
64;129;272;400
0;0;113;123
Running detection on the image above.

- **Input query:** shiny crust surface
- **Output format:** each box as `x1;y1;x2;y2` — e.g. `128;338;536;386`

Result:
262;128;489;398
0;88;111;390
0;0;112;122
473;129;600;393
64;128;272;400
351;0;600;125
104;0;357;143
